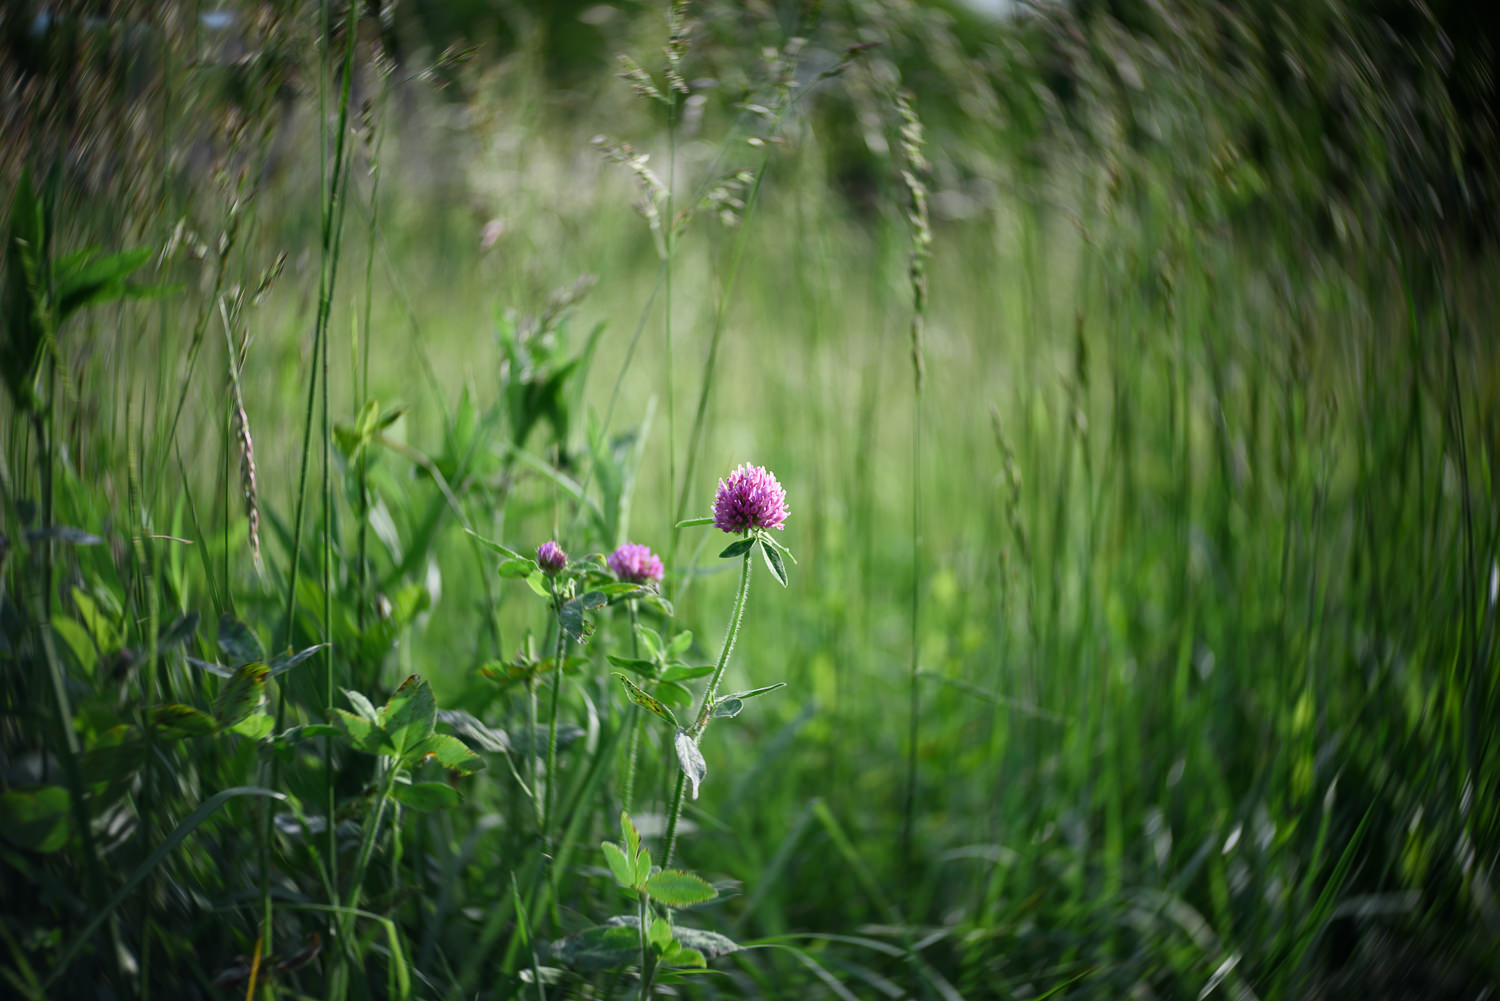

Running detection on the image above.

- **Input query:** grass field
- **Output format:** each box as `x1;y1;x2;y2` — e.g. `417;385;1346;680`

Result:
2;1;1498;998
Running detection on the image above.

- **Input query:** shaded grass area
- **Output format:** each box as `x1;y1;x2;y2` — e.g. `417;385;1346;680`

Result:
2;1;1498;998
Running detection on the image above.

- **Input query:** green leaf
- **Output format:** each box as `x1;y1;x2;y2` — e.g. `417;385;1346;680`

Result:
580;590;608;610
0;786;71;852
655;680;693;709
592;582;648;597
614;673;678;728
578;918;737;968
668;925;738;960
277;723;343;742
230;712;275;740
723;682;788;702
711;698;743;719
761;533;798;564
549;924;640;972
644;869;717;907
375;403;407;431
509;723;585;756
634;624;663;660
391;780;461;811
267;643;327;677
675;516;715;528
406;733;485;774
559;597;595;643
761;538;788;587
605;654;657;677
669;946;707;968
463;529;528;563
344;688;380;722
334;708;390;755
157;611;200;651
674;729;706;800
602;840;637;890
661;663;713;683
648;916;674;953
620;811;642;861
497;558;538;579
70;588;121;652
213;661;268;727
437;708;512;752
525;570;551;598
642;593;675;617
50;615;97;676
77;729;146;787
667;630;693;656
217;615;263;666
382;674;437;755
149;704;218;738
56;245;152;321
719;538;755;559
334;399;380;457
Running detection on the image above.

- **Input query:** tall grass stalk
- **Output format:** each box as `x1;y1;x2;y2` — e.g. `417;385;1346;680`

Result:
270;0;361;992
896;87;930;889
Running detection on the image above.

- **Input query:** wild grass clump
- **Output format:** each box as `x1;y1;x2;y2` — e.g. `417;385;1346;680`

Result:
2;1;1498;998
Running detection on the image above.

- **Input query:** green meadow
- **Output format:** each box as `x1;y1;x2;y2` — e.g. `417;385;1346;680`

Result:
2;1;1497;997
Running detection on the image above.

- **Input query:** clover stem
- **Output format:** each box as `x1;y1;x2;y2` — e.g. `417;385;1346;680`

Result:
662;545;754;867
543;593;568;842
636;889;652;1001
621;602;643;810
526;674;541;828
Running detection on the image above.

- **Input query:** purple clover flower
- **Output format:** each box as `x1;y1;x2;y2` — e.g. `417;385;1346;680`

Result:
608;542;664;583
713;463;789;534
536;540;568;573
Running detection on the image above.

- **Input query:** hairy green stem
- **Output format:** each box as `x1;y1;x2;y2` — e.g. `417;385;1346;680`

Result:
527;676;542;828
662;546;754;867
544;594;569;841
620;602;643;810
637;890;652;1001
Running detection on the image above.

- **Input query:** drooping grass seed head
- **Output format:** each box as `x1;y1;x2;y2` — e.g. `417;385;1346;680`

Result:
713;463;789;534
608;542;664;583
537;540;568;573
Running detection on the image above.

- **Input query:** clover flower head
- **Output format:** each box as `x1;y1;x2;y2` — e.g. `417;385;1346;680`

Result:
536;540;568;573
608;542;664;583
713;463;789;534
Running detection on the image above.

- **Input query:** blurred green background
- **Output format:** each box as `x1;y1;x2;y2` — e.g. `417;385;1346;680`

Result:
2;0;1498;997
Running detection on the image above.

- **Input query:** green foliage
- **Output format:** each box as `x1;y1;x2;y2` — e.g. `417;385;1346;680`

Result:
588;811;725;979
3;0;1498;998
2;168;173;414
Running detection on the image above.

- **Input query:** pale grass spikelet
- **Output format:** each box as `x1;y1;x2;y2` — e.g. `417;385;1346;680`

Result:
230;369;262;572
592;136;668;257
617;54;664;103
989;404;1030;564
664;0;692;96
895;88;931;392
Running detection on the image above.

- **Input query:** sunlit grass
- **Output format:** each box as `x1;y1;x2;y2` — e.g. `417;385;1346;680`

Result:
3;1;1497;998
